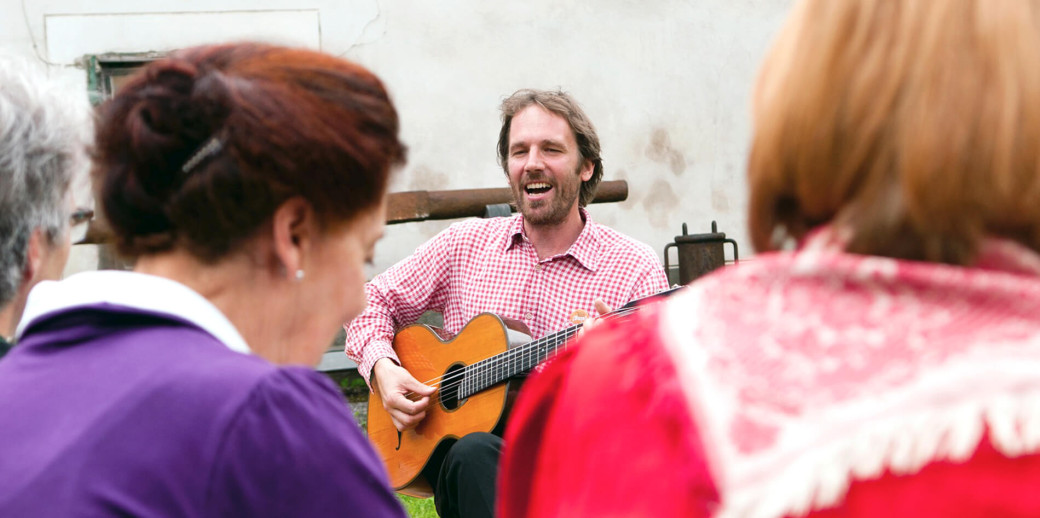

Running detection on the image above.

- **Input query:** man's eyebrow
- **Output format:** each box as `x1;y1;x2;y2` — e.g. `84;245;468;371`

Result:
510;138;568;150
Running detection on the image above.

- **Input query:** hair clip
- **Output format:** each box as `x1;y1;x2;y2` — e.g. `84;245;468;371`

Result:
181;137;223;174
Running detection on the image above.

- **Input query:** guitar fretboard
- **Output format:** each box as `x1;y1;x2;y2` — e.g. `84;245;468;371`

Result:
458;324;581;399
446;286;680;401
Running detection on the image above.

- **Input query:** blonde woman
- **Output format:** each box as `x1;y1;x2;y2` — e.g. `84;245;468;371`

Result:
500;1;1040;516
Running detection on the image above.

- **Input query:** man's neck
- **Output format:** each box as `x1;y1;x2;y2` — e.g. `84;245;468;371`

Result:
525;207;587;260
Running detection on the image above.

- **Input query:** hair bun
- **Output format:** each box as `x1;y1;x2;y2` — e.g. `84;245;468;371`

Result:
130;60;198;144
123;59;232;191
100;58;234;248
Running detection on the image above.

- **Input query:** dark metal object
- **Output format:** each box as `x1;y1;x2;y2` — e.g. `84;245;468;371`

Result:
482;203;513;218
664;220;739;285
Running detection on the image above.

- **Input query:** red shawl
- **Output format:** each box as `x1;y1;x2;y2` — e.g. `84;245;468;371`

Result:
500;229;1040;517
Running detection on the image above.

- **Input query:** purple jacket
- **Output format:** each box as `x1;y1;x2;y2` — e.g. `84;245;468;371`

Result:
0;271;405;517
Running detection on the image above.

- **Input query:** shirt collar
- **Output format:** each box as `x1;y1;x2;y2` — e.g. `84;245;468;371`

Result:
504;207;600;271
503;214;526;251
16;270;251;355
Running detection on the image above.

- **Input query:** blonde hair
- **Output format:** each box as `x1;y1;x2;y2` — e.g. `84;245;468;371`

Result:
748;0;1040;264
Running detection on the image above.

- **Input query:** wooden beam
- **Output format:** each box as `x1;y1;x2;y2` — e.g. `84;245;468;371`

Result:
78;180;629;244
387;179;629;223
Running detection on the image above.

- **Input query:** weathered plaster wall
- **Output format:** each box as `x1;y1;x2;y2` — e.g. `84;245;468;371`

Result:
2;0;790;276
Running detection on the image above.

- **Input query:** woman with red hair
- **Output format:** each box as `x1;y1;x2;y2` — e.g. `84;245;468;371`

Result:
0;43;407;517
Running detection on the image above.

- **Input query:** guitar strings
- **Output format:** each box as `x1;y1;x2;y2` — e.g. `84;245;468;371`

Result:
390;287;679;400
396;306;641;402
410;306;637;394
401;326;578;402
401;286;681;396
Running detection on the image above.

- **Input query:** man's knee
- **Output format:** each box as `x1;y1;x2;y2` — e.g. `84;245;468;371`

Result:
443;432;502;475
448;433;501;460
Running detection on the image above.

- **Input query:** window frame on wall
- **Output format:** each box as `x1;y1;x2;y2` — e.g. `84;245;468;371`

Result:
82;52;163;270
85;52;163;105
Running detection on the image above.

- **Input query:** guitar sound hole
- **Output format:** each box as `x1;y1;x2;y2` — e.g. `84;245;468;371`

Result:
440;363;465;411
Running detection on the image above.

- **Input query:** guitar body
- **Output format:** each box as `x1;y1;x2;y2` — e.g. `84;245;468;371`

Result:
367;313;515;497
366;287;681;498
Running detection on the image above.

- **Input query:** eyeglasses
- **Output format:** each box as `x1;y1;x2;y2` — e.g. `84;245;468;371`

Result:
70;208;93;245
70;208;93;226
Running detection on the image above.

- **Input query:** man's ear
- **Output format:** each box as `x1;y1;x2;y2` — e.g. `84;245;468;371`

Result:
579;159;595;182
270;197;315;280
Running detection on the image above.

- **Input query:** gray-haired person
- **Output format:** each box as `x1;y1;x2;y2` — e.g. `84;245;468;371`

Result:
0;56;92;357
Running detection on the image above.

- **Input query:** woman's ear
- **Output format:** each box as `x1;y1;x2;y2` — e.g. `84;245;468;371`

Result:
270;197;315;280
22;230;44;285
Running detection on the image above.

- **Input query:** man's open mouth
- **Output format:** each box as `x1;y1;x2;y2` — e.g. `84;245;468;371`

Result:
525;182;552;195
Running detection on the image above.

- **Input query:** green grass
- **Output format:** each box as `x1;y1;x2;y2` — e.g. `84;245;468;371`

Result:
399;495;438;517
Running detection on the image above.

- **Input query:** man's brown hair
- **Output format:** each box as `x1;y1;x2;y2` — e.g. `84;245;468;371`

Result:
497;89;603;207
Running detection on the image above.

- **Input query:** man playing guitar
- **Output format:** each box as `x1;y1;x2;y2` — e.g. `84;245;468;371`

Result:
345;88;668;518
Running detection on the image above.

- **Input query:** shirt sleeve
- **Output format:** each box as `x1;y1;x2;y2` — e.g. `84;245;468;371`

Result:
344;224;458;384
633;258;671;299
623;243;671;302
205;368;406;518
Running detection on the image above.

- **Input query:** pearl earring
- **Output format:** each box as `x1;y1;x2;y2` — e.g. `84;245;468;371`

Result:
295;269;305;281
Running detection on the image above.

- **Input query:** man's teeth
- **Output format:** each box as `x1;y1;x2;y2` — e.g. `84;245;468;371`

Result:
525;182;551;193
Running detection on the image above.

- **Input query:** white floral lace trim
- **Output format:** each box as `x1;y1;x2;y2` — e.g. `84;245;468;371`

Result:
661;287;1040;518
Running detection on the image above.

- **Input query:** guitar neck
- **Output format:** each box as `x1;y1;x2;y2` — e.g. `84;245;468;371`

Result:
455;286;681;400
458;324;581;399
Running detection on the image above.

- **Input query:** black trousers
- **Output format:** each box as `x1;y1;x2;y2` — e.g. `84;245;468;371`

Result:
424;432;502;518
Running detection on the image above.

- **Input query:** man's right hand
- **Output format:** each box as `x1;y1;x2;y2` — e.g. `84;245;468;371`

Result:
371;358;436;432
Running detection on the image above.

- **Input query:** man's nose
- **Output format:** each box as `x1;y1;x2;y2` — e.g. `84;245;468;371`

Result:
524;149;544;171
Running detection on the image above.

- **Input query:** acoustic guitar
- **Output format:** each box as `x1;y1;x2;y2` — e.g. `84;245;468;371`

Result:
367;288;678;497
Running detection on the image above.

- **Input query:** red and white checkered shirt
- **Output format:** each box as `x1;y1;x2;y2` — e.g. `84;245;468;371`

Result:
344;208;669;383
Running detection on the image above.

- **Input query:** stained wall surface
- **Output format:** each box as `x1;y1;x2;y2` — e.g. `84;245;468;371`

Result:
2;0;791;276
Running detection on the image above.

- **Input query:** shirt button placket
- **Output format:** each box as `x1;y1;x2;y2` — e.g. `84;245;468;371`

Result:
525;259;542;331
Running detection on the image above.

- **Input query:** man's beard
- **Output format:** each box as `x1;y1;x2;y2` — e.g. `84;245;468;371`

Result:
512;165;583;226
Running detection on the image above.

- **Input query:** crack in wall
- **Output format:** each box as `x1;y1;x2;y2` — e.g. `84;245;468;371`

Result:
343;0;386;54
